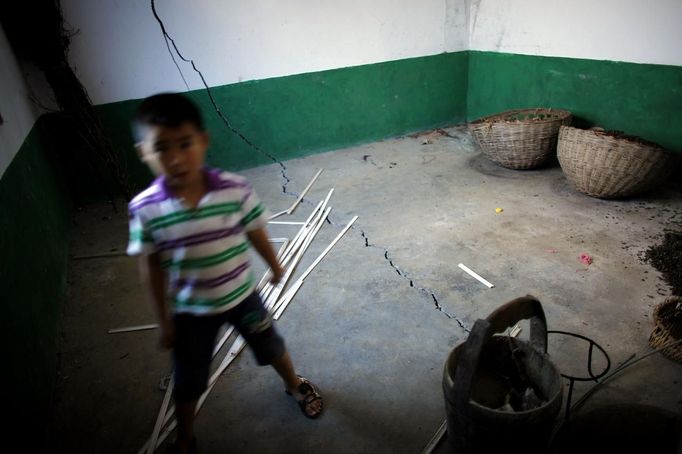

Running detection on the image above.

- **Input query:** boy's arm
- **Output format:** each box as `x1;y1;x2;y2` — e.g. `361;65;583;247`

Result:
247;227;284;284
138;252;174;349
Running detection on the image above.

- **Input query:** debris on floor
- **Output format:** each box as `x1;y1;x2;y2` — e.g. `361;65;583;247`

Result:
409;128;448;145
644;231;682;296
458;263;494;288
495;207;503;214
579;252;593;266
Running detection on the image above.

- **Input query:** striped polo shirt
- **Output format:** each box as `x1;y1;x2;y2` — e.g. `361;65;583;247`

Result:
127;168;268;315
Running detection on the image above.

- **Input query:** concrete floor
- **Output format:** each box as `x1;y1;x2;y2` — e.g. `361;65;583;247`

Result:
49;125;682;453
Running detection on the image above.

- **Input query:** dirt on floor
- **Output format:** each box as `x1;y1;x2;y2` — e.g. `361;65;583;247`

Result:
644;230;682;296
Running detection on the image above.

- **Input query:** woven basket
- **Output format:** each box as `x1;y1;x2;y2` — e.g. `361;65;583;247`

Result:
557;126;677;198
648;297;682;363
468;108;572;169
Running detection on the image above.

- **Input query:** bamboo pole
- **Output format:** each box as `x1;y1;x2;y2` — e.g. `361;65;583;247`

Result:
264;207;331;309
457;263;494;288
108;324;158;334
286;168;323;215
278;216;357;306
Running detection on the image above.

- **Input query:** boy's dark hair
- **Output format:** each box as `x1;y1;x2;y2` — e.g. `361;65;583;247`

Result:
132;93;205;143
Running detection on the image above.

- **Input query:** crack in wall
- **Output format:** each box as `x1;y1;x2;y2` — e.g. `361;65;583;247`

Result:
152;0;299;203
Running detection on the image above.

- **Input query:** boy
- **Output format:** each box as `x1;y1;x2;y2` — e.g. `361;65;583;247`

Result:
127;93;323;454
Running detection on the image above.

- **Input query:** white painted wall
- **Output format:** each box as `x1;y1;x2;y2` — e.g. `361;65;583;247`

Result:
61;0;469;105
0;25;40;178
468;0;682;66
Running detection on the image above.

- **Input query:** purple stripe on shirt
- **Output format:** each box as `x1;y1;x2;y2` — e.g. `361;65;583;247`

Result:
206;168;251;192
215;179;250;191
157;224;244;251
172;262;250;289
129;171;249;215
129;191;169;213
241;188;253;204
129;178;168;212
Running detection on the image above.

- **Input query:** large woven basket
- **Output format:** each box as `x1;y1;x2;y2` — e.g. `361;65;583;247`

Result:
557;126;677;198
468;108;572;169
648;297;682;363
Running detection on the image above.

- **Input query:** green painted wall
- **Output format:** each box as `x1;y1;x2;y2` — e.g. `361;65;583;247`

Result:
94;50;682;194
97;52;470;191
0;117;71;447
467;51;682;153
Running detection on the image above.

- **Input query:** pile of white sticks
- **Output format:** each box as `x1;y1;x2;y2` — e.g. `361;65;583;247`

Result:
125;171;357;453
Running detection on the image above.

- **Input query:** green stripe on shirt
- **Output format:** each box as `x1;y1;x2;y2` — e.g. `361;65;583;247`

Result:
175;276;253;308
130;230;153;243
148;202;242;231
241;204;264;226
162;241;250;270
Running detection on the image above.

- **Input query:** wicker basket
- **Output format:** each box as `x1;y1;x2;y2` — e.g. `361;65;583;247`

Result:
468;108;572;169
557;126;677;198
648;297;682;363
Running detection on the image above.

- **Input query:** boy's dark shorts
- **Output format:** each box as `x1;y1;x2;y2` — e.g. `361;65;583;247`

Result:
172;291;285;402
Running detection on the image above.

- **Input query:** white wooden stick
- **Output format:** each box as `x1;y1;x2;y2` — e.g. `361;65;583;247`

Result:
267;221;306;225
421;420;447;454
286;168;324;215
278;215;358;303
260;205;322;298
268;210;288;221
457;263;494;288
295;215;356;284
281;204;328;269
108;324;158;334
280;189;333;269
147;375;174;454
263;207;328;306
273;279;303;319
280;199;325;260
261;191;331;299
268;237;288;243
265;207;331;309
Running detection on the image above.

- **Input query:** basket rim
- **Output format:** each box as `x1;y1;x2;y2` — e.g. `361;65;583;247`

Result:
559;125;670;152
470;108;572;125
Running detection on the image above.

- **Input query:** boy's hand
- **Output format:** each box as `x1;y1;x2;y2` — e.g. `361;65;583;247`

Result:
270;264;284;285
159;320;175;350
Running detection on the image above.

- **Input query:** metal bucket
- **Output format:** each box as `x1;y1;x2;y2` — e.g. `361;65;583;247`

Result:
443;296;563;453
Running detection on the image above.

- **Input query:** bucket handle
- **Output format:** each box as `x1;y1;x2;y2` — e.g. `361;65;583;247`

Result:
485;295;547;354
452;295;548;410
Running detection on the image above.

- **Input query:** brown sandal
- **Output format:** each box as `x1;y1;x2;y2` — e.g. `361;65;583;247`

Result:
285;376;323;419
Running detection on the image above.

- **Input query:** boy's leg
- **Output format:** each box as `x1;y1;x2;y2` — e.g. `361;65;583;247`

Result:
175;399;198;452
172;313;222;452
271;350;323;416
270;350;302;391
226;292;322;417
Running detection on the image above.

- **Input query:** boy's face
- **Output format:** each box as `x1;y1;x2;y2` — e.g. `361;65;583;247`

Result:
137;122;209;191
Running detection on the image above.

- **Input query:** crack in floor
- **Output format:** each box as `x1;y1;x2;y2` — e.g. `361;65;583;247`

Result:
270;162;470;331
359;230;471;332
